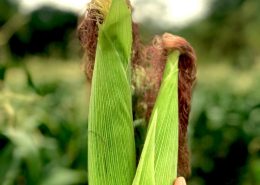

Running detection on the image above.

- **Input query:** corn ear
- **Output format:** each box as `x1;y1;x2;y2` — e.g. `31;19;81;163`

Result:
133;51;180;185
88;0;135;184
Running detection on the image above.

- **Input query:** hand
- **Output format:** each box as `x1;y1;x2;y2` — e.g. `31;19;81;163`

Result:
173;177;186;185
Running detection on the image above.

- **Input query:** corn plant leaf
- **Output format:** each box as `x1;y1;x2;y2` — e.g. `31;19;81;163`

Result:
88;0;135;185
133;51;180;185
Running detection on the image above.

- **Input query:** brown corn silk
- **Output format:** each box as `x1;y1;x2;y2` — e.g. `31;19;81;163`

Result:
77;9;101;80
77;3;196;179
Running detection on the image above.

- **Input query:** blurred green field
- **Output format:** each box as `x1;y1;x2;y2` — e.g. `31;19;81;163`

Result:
0;58;89;185
1;57;259;185
189;62;260;185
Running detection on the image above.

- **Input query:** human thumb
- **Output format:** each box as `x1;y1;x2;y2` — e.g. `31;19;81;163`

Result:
174;177;187;185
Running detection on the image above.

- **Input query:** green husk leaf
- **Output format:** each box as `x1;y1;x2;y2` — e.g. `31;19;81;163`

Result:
132;110;157;185
88;0;135;185
133;51;180;185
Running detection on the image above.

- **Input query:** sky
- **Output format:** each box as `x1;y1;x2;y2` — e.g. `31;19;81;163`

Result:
19;0;208;27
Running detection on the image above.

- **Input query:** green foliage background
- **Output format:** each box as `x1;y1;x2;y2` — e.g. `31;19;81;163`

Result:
0;0;259;185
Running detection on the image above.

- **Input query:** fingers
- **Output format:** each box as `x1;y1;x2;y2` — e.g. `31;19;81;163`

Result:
174;177;186;185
